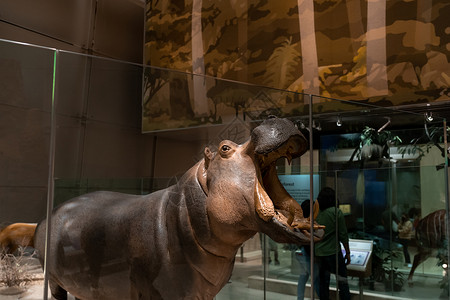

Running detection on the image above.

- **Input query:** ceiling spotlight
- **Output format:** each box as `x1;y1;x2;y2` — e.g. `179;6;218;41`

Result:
295;120;307;129
300;121;306;129
336;116;342;127
425;111;433;122
312;120;322;131
316;122;322;131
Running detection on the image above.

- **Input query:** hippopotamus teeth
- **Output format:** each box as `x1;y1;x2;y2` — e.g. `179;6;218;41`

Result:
270;217;324;244
286;154;292;165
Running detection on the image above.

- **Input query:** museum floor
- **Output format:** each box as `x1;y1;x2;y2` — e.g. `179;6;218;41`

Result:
216;246;446;300
5;246;445;300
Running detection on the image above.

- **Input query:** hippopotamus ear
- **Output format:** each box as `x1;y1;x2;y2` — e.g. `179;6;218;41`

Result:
197;147;214;195
204;147;214;169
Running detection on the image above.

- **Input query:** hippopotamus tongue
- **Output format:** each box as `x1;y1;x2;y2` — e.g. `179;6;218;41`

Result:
250;117;324;245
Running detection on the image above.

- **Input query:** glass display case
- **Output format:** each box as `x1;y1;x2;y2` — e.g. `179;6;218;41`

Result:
1;38;449;300
258;100;449;299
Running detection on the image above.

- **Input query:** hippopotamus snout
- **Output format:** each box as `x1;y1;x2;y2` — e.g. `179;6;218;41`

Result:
248;117;324;244
251;117;307;157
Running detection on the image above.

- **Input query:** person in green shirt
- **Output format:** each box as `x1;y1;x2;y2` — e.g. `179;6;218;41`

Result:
315;187;351;300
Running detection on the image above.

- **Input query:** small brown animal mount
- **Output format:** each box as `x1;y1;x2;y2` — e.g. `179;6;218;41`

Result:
33;117;324;300
0;223;36;254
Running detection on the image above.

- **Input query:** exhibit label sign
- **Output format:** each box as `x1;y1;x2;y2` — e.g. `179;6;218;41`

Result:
278;174;319;203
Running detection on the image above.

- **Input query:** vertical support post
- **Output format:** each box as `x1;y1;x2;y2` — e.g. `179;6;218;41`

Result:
150;135;158;193
444;119;450;298
385;153;393;292
263;234;267;300
359;277;364;300
335;171;340;298
43;49;59;299
308;94;315;300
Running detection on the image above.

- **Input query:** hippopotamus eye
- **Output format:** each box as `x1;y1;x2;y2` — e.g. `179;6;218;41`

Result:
218;141;236;158
221;145;231;152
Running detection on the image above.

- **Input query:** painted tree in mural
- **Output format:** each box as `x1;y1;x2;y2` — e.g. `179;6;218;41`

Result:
366;0;388;97
297;0;319;96
191;0;209;117
264;37;301;90
143;68;169;118
144;0;193;129
345;0;365;56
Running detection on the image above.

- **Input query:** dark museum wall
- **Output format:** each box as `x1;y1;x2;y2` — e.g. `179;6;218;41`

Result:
0;0;144;63
0;0;204;222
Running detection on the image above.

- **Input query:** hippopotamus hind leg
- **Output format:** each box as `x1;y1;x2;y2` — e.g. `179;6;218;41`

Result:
49;281;67;300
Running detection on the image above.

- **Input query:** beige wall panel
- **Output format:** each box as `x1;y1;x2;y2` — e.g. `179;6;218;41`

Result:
93;0;144;63
0;106;50;187
54;115;85;179
81;122;151;179
0;0;95;48
153;137;205;178
85;58;143;127
0;188;47;222
0;22;84;53
55;52;91;118
0;40;54;110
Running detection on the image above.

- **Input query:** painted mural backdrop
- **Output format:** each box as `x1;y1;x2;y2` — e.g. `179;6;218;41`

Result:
143;0;450;132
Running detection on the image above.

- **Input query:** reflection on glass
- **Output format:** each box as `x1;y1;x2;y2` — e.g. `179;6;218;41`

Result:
1;37;449;300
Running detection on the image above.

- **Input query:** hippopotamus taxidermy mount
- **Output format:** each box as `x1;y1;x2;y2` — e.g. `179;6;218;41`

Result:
34;117;324;300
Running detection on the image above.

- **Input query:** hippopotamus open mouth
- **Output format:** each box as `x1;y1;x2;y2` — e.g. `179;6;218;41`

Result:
250;117;324;244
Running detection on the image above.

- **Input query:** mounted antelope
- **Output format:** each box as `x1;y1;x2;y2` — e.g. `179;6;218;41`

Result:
408;209;448;284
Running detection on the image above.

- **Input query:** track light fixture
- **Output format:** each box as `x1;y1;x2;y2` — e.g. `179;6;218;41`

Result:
295;119;321;131
294;120;307;130
425;111;433;122
336;115;342;127
316;122;322;131
299;121;306;129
